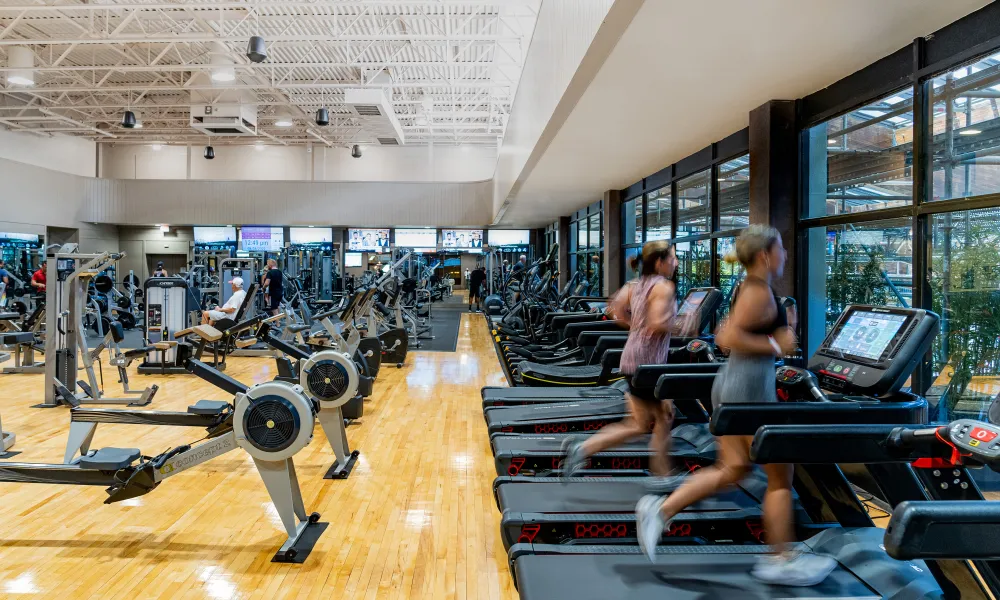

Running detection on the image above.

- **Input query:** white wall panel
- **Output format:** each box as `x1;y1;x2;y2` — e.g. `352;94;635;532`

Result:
85;179;493;227
492;0;616;219
0;128;96;177
0;157;91;229
101;143;497;183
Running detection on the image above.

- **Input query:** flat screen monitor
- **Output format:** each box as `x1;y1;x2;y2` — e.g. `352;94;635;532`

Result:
0;232;39;244
488;229;530;247
348;228;390;252
827;310;910;362
239;226;284;252
677;290;708;316
394;228;437;248
289;227;332;245
441;229;483;250
344;252;363;267
194;226;236;245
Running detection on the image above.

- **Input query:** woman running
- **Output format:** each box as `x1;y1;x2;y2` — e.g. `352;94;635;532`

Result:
634;225;836;586
561;240;680;485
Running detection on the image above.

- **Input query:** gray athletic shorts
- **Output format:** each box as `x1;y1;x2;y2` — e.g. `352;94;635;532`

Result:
711;353;777;411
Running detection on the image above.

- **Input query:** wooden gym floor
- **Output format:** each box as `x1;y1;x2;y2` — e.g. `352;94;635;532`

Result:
0;311;515;600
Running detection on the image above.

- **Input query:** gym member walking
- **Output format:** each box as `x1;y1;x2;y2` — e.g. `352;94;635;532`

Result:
262;259;284;315
0;260;9;306
562;241;680;484
635;225;836;586
468;266;486;312
30;261;46;294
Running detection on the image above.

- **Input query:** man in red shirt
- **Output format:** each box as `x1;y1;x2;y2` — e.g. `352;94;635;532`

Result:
30;260;46;293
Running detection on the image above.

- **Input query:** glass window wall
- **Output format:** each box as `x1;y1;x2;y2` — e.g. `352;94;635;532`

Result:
675;238;712;300
804;90;914;218
719;156;750;230
676;170;711;236
646;187;672;241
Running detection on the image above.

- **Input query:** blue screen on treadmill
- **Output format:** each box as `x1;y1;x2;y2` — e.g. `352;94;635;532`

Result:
828;311;907;361
678;291;707;316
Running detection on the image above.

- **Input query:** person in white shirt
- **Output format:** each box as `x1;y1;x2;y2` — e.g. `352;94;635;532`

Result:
201;277;246;325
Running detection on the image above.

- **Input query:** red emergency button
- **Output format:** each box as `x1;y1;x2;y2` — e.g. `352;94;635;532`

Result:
970;427;998;443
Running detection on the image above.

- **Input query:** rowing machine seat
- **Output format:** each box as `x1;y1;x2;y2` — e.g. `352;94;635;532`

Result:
109;321;126;344
187;400;230;415
77;447;140;470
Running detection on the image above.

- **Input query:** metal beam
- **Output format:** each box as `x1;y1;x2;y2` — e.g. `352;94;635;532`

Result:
0;35;521;46
0;1;539;11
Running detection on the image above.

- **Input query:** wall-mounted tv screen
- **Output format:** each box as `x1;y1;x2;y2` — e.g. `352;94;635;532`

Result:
347;228;389;252
488;229;530;247
289;227;333;245
239;226;284;252
441;229;483;250
194;226;237;245
394;228;437;248
344;252;363;267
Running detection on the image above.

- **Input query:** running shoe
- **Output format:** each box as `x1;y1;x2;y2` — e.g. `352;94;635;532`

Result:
635;494;668;562
750;551;838;587
559;436;586;478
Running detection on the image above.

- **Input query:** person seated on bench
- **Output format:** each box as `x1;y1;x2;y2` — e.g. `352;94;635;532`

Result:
201;277;246;325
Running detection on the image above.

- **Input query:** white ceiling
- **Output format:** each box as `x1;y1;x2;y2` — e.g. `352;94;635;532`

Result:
0;0;539;148
501;0;992;226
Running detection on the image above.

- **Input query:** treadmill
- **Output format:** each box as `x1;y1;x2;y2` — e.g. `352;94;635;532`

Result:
506;305;945;599
492;422;716;477
484;350;720;436
511;288;722;388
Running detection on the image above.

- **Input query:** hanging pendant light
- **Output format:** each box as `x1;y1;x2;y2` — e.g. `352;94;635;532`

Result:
204;145;215;160
315;106;329;126
121;110;137;128
247;35;266;63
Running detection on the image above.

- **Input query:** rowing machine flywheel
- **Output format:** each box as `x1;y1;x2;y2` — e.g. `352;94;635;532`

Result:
299;350;359;409
234;381;314;461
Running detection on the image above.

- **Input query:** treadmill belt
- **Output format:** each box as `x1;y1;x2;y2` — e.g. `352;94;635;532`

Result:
485;398;625;427
481;386;623;401
513;551;878;600
498;479;754;513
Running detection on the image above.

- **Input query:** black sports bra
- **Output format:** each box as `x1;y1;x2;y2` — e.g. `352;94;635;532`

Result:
732;276;787;335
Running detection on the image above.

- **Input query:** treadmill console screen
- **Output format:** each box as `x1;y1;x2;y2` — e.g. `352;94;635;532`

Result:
827;310;908;362
673;287;722;335
809;305;939;398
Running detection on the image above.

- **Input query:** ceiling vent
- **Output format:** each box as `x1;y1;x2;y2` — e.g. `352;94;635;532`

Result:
345;88;404;145
190;103;257;136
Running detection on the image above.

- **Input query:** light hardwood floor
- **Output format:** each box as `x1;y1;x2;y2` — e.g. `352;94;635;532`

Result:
0;312;514;600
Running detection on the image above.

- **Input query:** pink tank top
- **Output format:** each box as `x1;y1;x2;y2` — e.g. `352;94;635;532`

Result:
619;275;673;374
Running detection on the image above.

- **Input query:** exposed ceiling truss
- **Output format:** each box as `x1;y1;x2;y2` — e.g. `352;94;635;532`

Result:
0;0;540;147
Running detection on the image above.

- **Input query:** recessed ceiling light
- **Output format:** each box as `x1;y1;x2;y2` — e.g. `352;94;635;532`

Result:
275;117;293;127
959;128;982;136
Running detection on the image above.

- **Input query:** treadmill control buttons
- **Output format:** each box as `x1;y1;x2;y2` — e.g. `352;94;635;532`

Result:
970;427;998;443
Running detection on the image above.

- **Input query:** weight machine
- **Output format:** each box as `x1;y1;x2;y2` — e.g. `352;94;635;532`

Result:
42;245;159;407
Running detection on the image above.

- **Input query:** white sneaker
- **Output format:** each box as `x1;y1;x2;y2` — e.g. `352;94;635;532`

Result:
750;551;837;587
643;474;686;493
635;495;669;562
559;436;586;478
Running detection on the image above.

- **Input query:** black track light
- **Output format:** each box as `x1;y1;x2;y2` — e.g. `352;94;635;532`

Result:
315;106;329;126
121;110;136;128
204;145;215;160
246;35;267;63
351;144;362;159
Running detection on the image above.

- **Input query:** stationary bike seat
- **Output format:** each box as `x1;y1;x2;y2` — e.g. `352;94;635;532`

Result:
187;400;230;415
77;447;141;470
